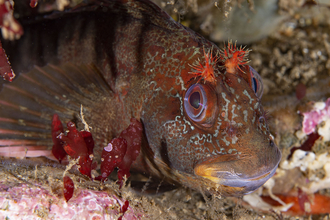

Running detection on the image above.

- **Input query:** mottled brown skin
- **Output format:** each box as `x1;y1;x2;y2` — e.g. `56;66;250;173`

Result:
0;0;281;196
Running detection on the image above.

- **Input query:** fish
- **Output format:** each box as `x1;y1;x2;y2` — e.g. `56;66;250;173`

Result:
0;0;281;197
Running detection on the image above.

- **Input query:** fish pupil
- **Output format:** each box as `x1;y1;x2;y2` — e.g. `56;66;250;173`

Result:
190;92;201;109
252;77;257;93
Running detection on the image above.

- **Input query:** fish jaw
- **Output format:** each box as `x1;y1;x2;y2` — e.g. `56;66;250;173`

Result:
194;140;282;195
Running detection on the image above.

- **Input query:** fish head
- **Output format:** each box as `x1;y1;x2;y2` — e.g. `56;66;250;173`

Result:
186;63;282;196
141;41;281;197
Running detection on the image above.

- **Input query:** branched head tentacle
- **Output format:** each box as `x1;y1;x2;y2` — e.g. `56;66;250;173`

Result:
189;47;220;84
219;40;251;75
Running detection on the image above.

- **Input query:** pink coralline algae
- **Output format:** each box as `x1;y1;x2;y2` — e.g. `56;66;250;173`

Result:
302;98;330;135
0;183;144;219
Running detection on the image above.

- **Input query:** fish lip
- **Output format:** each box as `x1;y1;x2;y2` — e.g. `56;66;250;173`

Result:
211;164;278;189
194;151;281;194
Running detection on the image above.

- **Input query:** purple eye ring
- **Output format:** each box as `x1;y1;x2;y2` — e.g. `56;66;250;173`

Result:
184;84;207;121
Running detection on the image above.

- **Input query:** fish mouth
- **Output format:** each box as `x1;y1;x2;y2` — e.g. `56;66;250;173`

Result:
194;151;281;195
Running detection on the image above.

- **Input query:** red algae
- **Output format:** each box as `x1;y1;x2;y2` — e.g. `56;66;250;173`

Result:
48;116;143;217
287;132;320;160
51;114;67;163
297;187;310;213
63;175;74;202
59;122;89;158
0;41;14;82
80;130;95;156
0;0;23;40
59;122;94;177
118;200;130;220
99;137;127;181
122;200;129;213
29;0;38;8
51;115;143;184
95;118;143;185
295;83;307;100
116;118;143;185
51;115;95;178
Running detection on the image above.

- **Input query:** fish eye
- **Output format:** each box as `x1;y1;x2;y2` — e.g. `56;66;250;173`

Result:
184;84;217;127
185;84;205;119
249;66;263;99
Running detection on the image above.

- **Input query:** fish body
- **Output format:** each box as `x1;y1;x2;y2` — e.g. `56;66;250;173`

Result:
0;0;281;196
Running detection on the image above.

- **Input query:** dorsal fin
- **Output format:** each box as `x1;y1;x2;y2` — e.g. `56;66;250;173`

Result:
0;63;112;159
